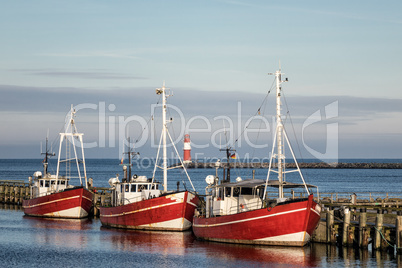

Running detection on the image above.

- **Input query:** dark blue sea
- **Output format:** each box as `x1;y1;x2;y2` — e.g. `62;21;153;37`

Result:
1;158;402;267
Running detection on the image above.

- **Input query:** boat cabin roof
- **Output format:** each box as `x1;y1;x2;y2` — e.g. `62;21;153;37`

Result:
35;176;69;182
211;179;317;189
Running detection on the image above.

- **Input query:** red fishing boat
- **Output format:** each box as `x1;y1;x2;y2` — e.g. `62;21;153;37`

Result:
193;67;321;246
23;106;93;219
100;83;199;231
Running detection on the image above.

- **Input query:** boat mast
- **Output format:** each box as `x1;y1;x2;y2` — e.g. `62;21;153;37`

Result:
122;136;139;181
220;147;235;183
153;82;196;192
128;137;132;180
264;67;310;200
275;69;284;199
41;136;55;176
55;105;88;188
156;82;169;191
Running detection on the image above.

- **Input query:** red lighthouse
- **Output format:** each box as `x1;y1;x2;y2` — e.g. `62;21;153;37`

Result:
183;134;191;164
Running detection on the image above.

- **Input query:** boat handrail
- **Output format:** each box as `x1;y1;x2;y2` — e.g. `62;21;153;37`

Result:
264;189;313;200
227;198;263;215
122;191;160;205
26;190;62;199
122;195;143;205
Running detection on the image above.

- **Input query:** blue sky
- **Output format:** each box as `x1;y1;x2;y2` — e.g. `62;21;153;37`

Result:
1;1;401;159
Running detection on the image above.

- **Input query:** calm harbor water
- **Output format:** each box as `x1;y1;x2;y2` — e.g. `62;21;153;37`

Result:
1;159;402;267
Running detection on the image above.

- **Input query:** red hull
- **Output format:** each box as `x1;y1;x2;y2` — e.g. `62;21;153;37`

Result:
22;187;93;219
193;195;321;246
100;191;199;231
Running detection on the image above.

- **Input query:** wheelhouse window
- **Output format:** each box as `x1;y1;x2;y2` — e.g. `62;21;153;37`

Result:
258;188;264;199
241;187;253;196
233;187;240;197
225;187;231;197
40;180;44;187
45;180;50;187
131;184;137;192
125;185;129;192
139;184;147;191
218;188;223;199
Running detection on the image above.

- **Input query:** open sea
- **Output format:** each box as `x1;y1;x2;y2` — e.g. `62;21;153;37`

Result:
1;158;402;267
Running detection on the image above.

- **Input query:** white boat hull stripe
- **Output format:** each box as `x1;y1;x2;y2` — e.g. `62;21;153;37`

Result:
22;195;81;209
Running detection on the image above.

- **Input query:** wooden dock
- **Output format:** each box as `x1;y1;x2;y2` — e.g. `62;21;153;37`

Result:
91;187;112;216
0;180;29;204
2;179;402;252
313;193;402;253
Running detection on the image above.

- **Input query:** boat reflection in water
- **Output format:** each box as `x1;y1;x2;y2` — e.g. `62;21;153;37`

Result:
102;227;318;266
23;216;92;248
101;228;195;255
197;241;318;267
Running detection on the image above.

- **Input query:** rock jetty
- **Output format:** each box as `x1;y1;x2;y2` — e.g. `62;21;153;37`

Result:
181;162;402;169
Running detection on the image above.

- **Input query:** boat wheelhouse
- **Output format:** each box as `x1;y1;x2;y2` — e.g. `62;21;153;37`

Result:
29;172;69;198
108;175;161;207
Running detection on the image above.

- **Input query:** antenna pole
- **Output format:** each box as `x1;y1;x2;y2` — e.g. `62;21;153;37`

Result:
128;137;132;180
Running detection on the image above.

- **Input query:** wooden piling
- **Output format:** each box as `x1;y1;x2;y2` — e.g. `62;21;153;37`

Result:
4;185;9;203
19;187;24;204
13;186;19;204
342;207;351;246
359;208;368;248
311;220;326;243
396;211;402;253
374;209;384;250
347;225;355;245
326;208;336;244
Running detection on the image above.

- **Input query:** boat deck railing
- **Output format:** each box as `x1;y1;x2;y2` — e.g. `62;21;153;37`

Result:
121;191;161;205
206;190;315;217
122;195;143;205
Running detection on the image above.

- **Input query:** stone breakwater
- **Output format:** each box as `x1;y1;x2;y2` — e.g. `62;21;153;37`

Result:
183;162;402;169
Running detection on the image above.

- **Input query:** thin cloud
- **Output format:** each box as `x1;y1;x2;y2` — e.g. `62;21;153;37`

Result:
38;51;139;59
31;71;146;80
8;69;147;80
1;84;401;119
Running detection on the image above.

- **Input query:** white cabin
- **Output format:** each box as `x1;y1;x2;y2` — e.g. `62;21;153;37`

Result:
29;171;70;198
109;175;162;206
205;179;266;218
203;177;319;218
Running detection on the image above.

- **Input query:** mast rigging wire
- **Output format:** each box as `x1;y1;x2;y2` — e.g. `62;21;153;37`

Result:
232;78;276;149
